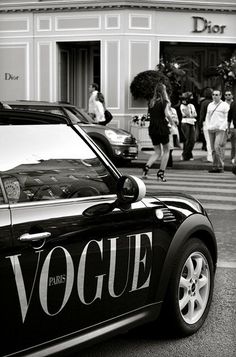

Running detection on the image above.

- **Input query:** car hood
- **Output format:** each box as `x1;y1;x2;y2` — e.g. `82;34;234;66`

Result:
144;192;206;216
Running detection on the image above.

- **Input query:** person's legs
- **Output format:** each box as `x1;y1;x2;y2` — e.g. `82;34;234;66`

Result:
215;130;227;170
230;128;236;163
188;125;196;159
181;123;192;160
167;149;173;168
159;142;170;171
156;142;170;182
181;123;188;160
146;145;162;167
201;125;207;150
203;122;213;162
142;144;161;178
208;130;218;169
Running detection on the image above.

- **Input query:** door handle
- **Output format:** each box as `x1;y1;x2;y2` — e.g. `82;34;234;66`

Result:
19;232;51;242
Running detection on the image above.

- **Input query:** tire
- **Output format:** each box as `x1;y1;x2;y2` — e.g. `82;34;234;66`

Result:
162;238;214;336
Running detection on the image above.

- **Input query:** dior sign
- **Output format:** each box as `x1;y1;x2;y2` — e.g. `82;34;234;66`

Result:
192;16;226;34
5;72;19;80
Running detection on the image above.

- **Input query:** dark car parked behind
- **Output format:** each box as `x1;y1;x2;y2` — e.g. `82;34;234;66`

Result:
6;100;138;164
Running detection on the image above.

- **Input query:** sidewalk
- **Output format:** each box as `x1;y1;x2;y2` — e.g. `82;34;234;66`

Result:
131;142;234;172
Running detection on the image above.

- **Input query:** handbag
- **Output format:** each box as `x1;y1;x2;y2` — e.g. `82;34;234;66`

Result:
104;109;113;124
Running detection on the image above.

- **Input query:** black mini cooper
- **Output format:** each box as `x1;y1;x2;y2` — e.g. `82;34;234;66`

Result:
0;109;217;357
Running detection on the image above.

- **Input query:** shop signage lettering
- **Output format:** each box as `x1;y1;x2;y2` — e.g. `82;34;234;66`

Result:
6;232;152;323
192;16;226;34
5;72;19;80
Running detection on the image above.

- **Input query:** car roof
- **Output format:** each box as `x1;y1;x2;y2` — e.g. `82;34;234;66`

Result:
0;109;69;125
5;100;104;126
6;100;76;108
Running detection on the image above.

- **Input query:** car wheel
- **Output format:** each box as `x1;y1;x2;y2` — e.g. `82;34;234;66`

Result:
162;238;214;336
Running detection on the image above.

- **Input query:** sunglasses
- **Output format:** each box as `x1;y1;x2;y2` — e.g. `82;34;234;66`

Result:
212;94;220;96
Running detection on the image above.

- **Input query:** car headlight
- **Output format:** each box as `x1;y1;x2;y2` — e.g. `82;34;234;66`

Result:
105;129;130;144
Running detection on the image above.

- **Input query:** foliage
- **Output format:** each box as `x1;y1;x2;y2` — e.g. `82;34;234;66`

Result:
216;55;236;89
130;56;201;104
157;56;201;91
130;70;171;101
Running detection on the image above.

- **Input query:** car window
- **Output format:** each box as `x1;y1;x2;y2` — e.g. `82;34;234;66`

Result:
63;107;82;124
0;124;117;203
0;185;5;204
65;106;96;124
11;105;65;117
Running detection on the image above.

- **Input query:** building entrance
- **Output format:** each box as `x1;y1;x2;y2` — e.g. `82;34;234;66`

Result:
58;41;100;110
160;42;236;96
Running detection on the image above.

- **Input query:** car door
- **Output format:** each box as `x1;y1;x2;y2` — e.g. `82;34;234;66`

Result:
0;122;161;356
0;185;15;356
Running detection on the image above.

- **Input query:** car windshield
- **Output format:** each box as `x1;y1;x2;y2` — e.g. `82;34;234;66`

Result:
10;105;66;117
9;104;96;125
64;106;96;124
0;124;117;202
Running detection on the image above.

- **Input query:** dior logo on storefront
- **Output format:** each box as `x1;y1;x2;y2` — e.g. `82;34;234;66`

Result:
5;72;19;80
192;16;226;34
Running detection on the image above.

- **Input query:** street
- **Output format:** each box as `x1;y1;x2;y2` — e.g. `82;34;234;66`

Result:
77;168;236;357
1;2;236;356
120;168;236;265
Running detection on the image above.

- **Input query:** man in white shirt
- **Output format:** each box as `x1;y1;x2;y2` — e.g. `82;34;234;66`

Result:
206;89;229;173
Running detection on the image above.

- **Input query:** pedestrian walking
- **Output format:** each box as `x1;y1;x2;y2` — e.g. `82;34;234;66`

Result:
88;83;105;124
224;90;234;163
88;83;99;119
142;83;173;182
199;87;213;162
96;92;113;125
167;106;181;168
180;92;197;161
198;91;207;150
94;92;106;124
206;89;229;173
227;100;236;169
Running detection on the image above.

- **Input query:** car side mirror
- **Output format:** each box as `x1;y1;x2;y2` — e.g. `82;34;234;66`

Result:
116;175;146;206
83;175;146;217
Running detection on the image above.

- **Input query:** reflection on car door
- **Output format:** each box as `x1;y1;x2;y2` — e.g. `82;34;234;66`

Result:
3;197;158;355
0;200;17;357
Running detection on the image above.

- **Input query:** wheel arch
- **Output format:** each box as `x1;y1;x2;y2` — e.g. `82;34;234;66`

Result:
156;213;217;302
88;133;113;157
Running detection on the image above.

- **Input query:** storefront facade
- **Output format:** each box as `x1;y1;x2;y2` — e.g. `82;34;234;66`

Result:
0;0;236;130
